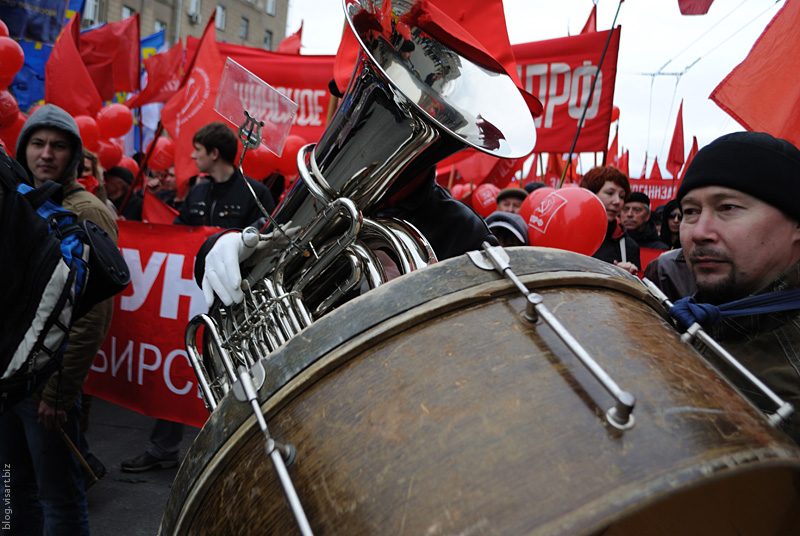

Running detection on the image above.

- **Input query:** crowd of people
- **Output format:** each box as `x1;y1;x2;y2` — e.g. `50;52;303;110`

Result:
3;100;800;534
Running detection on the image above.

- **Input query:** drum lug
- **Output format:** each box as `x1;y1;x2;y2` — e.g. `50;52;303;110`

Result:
235;365;314;535
472;243;637;431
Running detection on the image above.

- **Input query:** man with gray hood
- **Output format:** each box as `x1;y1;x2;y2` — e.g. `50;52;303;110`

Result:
0;104;117;534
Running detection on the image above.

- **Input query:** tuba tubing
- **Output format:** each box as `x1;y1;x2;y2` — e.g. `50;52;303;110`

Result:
186;0;537;411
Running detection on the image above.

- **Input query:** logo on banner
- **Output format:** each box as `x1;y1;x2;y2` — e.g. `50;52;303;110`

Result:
529;193;568;234
176;68;212;136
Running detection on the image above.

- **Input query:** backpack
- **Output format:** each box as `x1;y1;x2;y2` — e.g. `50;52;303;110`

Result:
0;150;94;411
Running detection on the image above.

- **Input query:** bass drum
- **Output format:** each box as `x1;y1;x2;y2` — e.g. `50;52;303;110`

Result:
161;248;800;536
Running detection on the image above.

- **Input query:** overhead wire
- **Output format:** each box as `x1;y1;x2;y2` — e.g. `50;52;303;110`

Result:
640;0;783;171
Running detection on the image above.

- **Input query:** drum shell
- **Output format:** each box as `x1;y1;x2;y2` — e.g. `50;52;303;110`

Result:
162;248;800;535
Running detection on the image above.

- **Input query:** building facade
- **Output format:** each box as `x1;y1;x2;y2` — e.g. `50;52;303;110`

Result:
82;0;290;50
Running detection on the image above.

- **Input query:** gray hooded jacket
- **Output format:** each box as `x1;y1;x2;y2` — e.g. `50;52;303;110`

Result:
16;104;83;186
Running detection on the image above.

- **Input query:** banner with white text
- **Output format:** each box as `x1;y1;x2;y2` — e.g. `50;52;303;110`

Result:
514;29;621;153
628;177;681;208
84;221;220;428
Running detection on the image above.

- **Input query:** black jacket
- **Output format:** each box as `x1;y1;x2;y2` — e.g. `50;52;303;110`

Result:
627;220;669;250
642;248;695;303
593;220;641;269
175;169;275;228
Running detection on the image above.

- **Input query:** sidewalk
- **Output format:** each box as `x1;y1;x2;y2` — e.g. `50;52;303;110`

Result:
83;397;201;535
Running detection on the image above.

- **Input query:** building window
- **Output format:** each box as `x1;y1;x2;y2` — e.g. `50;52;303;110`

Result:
189;0;201;16
239;17;249;40
154;20;167;33
215;5;226;30
122;5;136;19
266;0;276;16
263;30;272;50
84;0;99;24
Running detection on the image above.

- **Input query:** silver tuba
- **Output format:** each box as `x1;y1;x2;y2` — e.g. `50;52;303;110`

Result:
186;0;537;411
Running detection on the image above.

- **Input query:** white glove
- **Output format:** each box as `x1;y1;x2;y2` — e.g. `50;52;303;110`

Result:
201;225;302;307
202;231;257;307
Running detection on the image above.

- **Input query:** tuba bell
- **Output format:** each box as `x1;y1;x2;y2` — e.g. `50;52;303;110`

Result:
186;0;537;410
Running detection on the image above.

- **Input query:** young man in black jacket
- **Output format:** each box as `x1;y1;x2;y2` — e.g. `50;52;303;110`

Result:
174;121;275;228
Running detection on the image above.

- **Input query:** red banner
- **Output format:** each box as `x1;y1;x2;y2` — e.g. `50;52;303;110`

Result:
186;29;619;155
628;178;680;208
187;37;336;145
513;29;621;153
84;221;221;428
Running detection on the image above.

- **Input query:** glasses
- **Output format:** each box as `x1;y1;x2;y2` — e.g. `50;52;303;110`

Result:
669;212;682;220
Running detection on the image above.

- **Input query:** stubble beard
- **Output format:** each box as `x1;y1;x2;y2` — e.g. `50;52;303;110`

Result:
689;246;739;305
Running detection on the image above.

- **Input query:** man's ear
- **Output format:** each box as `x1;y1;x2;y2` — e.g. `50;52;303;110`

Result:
210;148;220;161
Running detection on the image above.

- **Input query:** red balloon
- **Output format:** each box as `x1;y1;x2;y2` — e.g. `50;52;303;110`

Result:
242;144;279;179
97;104;134;139
518;187;555;224
117;156;140;177
472;183;500;218
526;188;606;256
147;137;175;171
96;138;123;170
0;112;26;158
450;183;473;201
611;105;621;123
277;135;307;176
0;73;14;91
0;38;24;80
74;115;100;151
0;90;18;128
0;19;9;38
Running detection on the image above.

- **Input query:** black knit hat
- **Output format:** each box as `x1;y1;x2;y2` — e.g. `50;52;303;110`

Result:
626;191;650;207
106;166;135;185
676;131;800;221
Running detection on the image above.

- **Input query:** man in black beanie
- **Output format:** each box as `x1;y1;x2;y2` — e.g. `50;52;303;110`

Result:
622;191;668;250
677;130;800;444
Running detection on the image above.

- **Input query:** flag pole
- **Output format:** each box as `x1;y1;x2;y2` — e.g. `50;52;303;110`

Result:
558;0;624;188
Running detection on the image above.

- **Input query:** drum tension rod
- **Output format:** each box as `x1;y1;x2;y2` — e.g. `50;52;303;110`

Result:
469;243;636;431
236;366;314;536
642;278;795;427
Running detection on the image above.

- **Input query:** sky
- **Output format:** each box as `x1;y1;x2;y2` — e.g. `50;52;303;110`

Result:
285;0;785;178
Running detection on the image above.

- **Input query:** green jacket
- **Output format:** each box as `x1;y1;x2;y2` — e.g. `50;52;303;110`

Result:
697;261;800;445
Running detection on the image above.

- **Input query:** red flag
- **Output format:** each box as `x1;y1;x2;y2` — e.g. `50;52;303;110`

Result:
650;157;663;180
618;149;629;177
710;0;800;149
276;22;302;54
666;100;685;178
678;0;715;15
161;14;224;198
142;189;179;224
546;153;564;181
639;152;648;179
581;5;597;34
80;14;141;101
679;136;699;181
608;130;619;166
45;15;103;117
125;41;184;109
